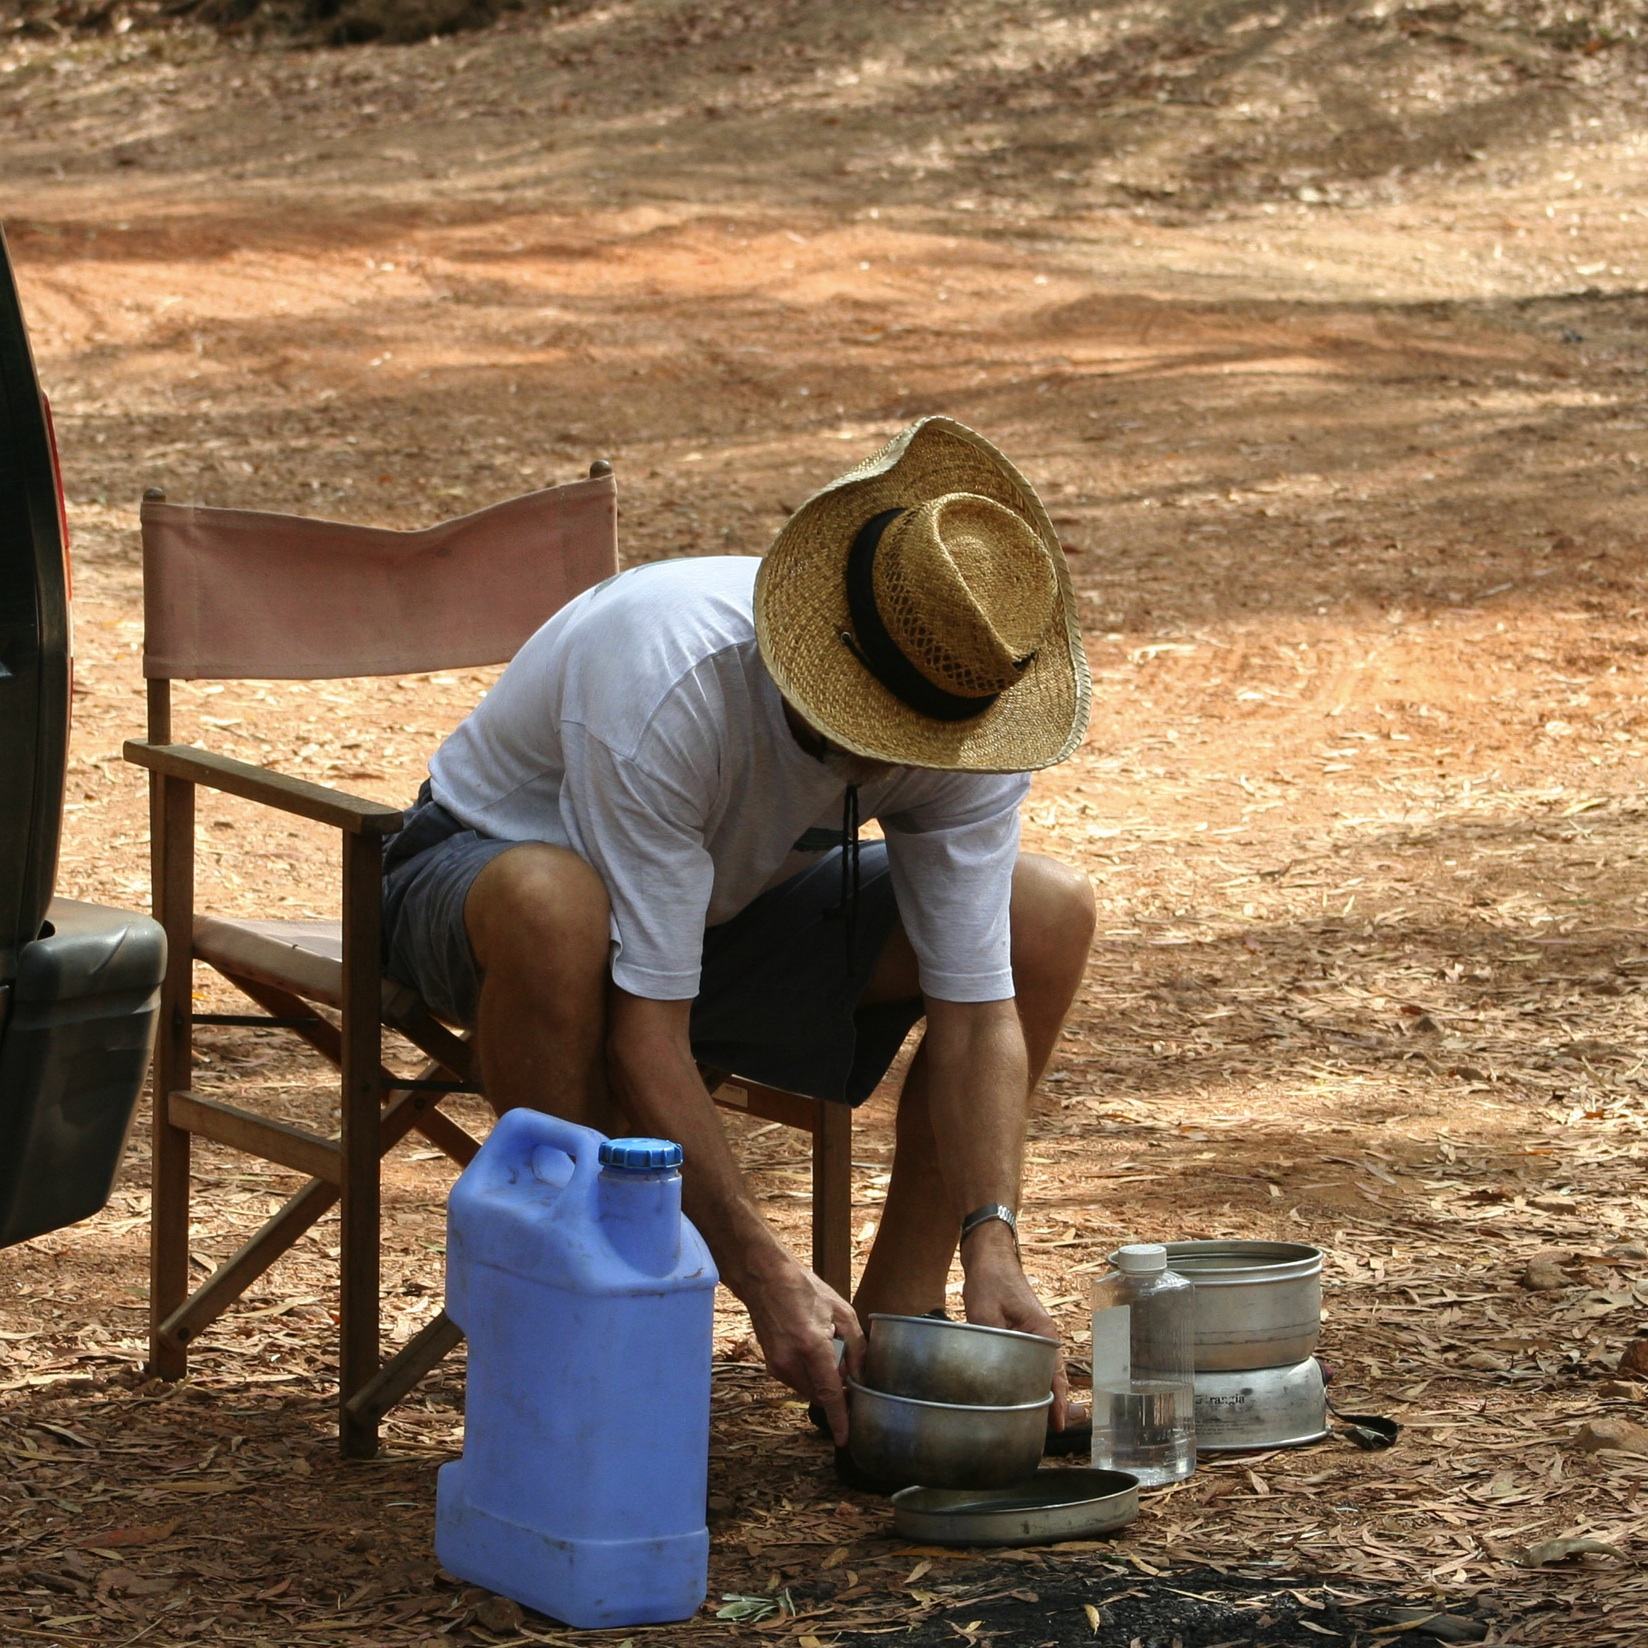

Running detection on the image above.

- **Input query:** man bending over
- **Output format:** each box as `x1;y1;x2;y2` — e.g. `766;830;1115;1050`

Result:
382;417;1095;1444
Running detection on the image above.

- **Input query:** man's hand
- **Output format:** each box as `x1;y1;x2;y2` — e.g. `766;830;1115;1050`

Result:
960;1222;1072;1431
604;992;869;1440
744;1251;865;1447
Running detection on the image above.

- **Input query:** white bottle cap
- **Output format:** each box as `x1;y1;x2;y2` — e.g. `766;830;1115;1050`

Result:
1116;1243;1167;1275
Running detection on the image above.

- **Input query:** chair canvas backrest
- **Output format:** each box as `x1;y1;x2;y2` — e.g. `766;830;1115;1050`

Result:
140;475;618;683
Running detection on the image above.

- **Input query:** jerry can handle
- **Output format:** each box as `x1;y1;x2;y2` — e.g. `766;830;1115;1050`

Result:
482;1106;604;1195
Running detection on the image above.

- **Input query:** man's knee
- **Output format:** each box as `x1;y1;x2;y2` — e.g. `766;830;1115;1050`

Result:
1010;854;1096;984
465;844;611;997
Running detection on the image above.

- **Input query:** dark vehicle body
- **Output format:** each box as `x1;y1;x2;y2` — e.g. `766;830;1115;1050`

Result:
0;222;164;1248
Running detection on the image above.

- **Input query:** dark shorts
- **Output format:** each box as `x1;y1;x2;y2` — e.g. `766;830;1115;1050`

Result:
381;784;923;1107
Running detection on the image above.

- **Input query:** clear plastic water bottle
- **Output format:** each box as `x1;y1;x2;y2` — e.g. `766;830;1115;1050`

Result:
1090;1242;1196;1487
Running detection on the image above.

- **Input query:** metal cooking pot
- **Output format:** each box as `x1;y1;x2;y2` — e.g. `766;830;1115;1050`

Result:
847;1379;1052;1490
1112;1240;1323;1371
864;1313;1058;1407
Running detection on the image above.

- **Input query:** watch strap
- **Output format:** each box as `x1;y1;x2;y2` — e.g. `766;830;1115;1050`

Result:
959;1202;1018;1250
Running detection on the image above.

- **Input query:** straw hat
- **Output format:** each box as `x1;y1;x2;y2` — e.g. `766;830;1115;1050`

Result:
754;417;1091;771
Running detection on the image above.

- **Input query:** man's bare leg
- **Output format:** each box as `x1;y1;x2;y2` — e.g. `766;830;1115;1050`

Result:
462;843;614;1128
852;854;1096;1322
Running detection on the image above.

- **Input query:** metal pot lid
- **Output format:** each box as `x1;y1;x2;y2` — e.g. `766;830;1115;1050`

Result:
1105;1239;1323;1285
891;1468;1139;1547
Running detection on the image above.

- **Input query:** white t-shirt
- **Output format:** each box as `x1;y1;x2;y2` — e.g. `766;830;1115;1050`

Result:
428;556;1030;1002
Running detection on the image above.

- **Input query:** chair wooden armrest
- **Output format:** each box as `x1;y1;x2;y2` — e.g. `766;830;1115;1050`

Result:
123;740;406;835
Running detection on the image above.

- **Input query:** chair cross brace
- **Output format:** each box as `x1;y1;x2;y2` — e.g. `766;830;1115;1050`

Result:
195;1012;328;1028
155;1063;476;1366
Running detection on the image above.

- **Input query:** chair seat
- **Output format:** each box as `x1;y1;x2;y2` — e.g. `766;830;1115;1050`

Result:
194;916;424;1021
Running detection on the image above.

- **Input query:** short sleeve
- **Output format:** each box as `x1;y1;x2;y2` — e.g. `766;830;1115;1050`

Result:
880;773;1030;1002
557;725;715;999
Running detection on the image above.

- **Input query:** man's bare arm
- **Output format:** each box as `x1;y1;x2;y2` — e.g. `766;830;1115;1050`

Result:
603;988;864;1443
921;994;1070;1426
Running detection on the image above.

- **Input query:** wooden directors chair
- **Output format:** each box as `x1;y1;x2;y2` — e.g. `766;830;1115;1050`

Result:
124;470;852;1457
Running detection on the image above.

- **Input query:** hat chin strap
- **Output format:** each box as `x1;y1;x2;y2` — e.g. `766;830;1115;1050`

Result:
842;509;1011;723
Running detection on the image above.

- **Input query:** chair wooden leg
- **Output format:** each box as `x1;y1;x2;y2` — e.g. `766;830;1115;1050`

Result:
339;834;384;1459
149;775;194;1381
812;1101;853;1300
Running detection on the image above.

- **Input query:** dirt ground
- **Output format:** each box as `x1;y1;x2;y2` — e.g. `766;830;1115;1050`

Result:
3;2;1647;1644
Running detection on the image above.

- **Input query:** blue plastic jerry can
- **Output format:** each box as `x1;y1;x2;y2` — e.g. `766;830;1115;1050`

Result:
436;1109;718;1628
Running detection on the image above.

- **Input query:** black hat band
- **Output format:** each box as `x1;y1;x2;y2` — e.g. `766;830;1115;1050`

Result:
841;509;1021;724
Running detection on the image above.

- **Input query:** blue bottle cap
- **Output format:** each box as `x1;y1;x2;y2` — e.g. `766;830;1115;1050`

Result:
598;1137;684;1171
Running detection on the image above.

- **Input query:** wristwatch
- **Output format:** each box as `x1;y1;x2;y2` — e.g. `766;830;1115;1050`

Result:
959;1203;1019;1252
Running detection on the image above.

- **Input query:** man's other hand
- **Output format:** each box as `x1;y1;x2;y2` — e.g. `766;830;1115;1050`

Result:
960;1222;1071;1431
745;1254;865;1446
